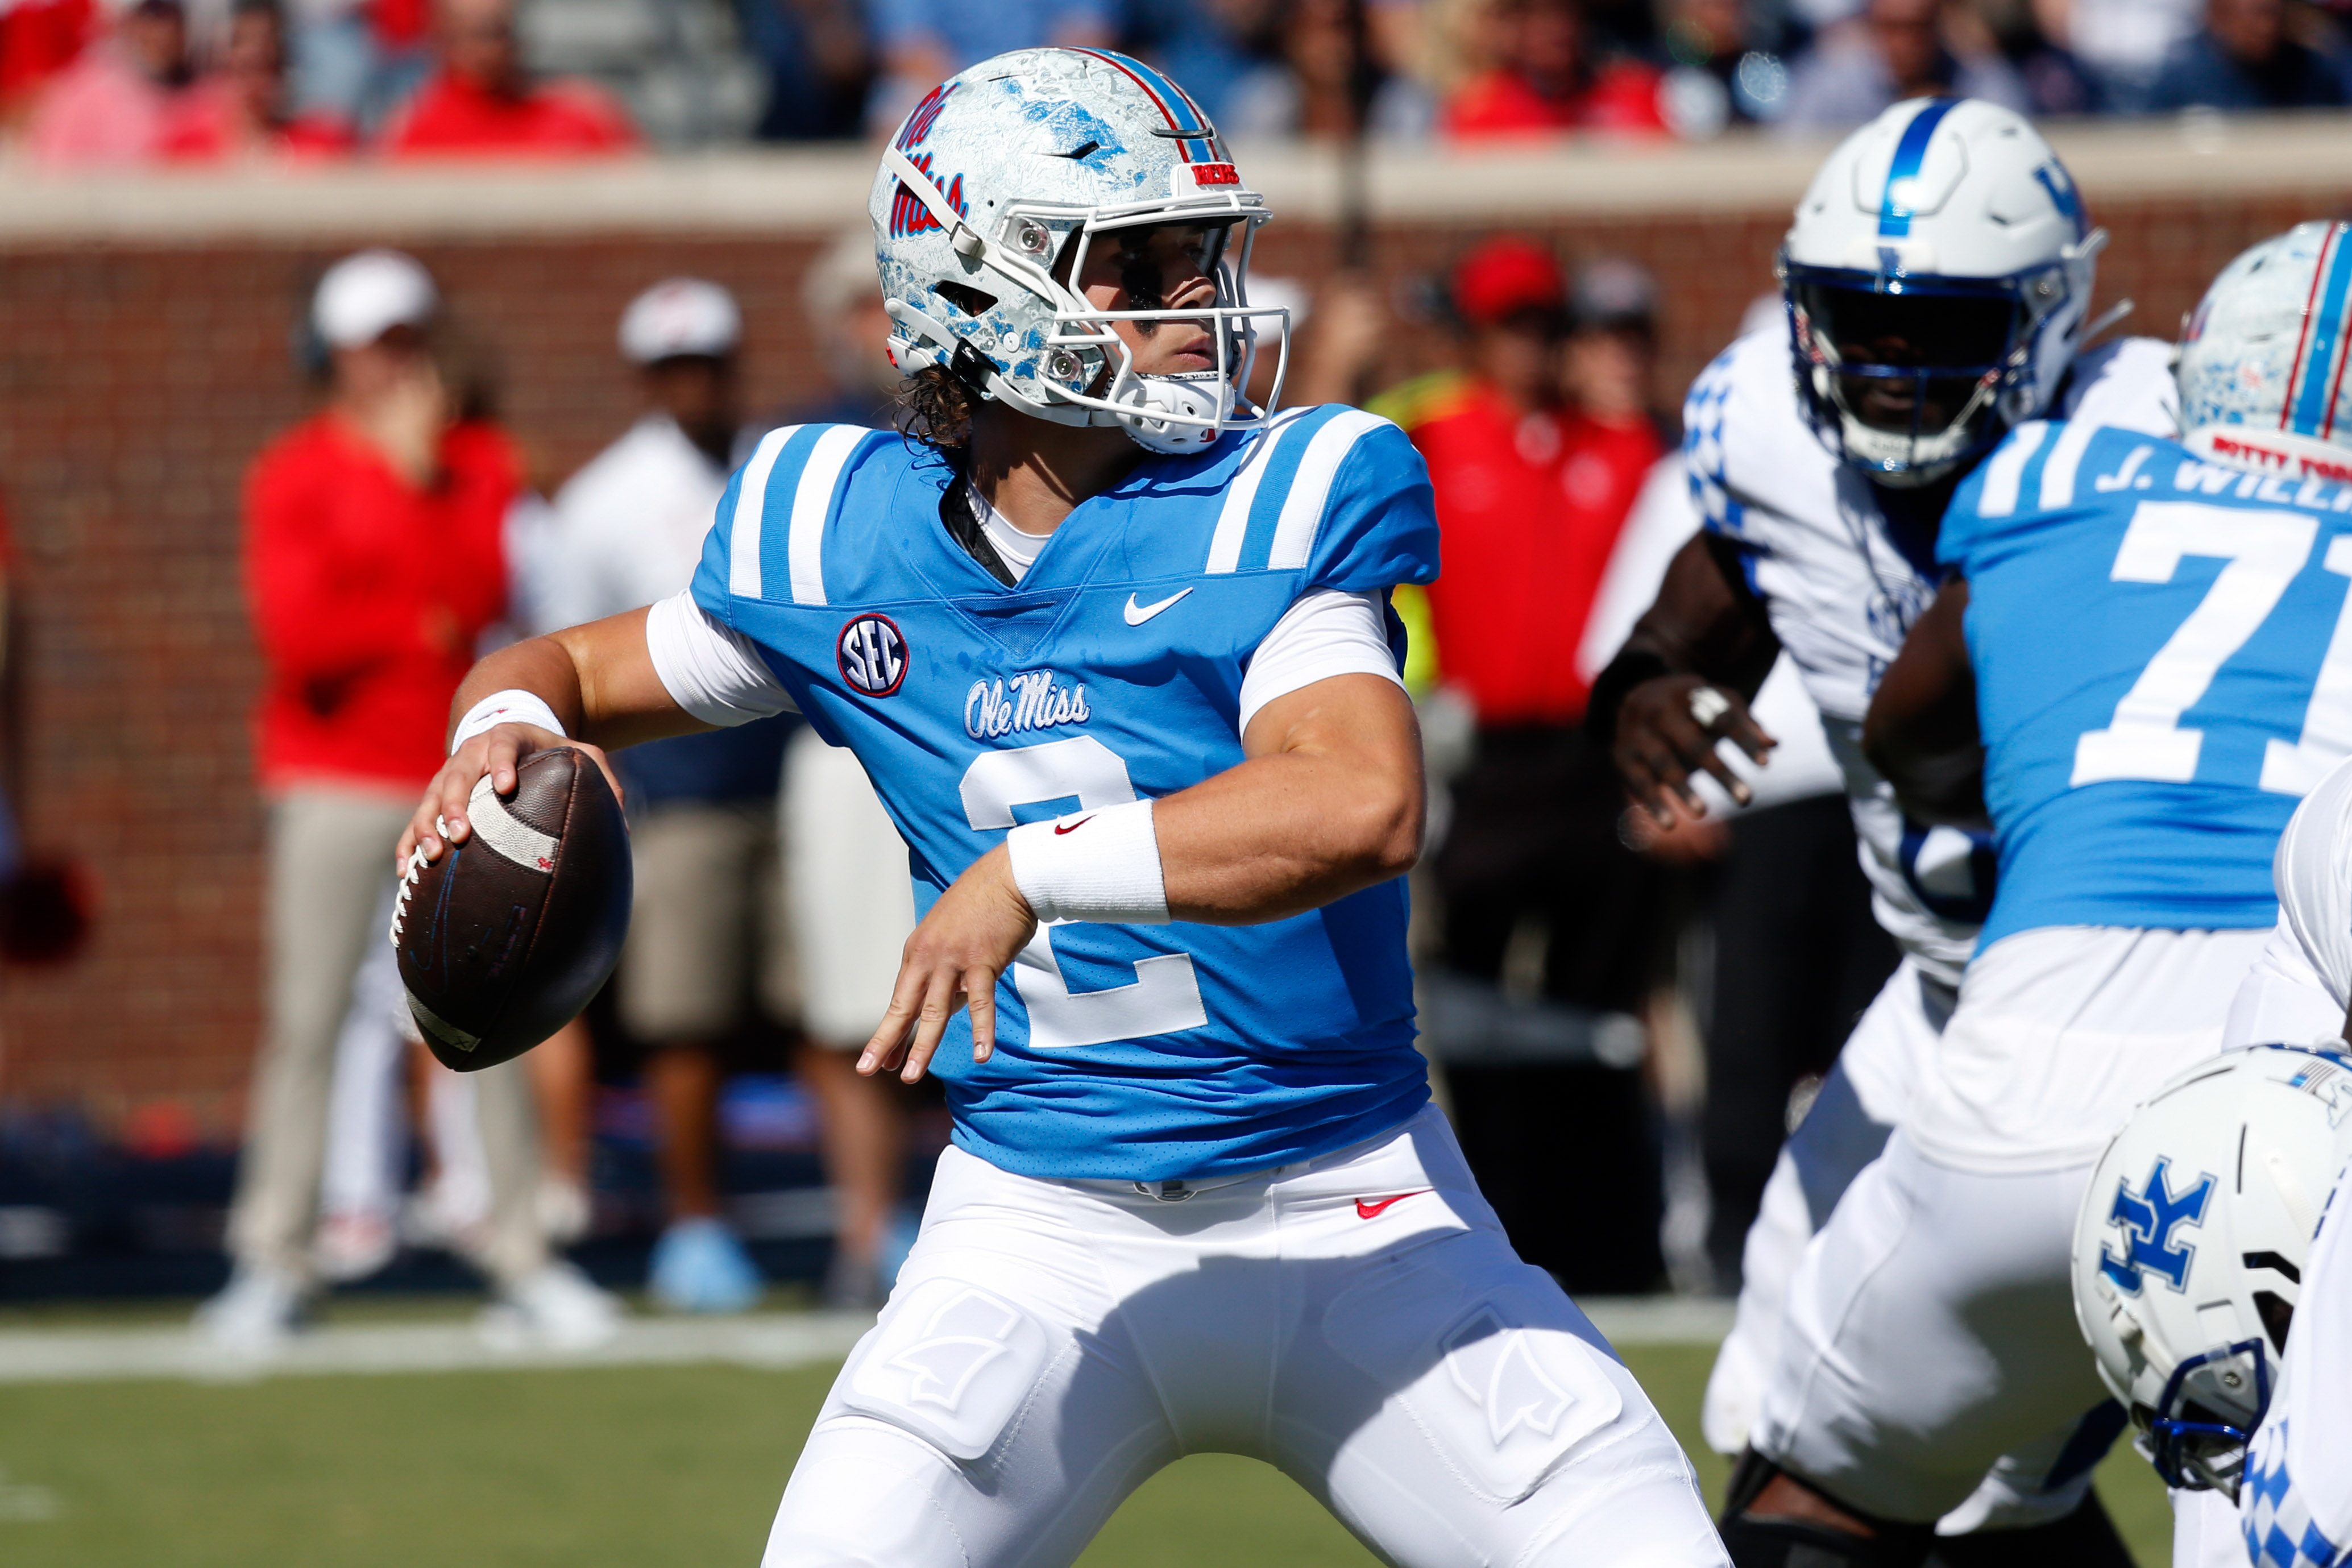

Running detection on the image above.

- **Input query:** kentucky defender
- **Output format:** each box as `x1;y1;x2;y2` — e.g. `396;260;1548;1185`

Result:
1590;95;2170;1557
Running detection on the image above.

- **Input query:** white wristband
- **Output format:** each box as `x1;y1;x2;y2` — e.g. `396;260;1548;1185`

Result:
1005;799;1170;926
450;690;567;754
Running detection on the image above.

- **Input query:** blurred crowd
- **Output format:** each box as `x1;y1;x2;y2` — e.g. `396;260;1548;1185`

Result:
175;217;1884;1350
1;0;2348;169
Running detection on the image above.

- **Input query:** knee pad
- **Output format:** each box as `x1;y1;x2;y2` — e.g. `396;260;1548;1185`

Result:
1920;1491;2134;1568
1719;1450;1934;1568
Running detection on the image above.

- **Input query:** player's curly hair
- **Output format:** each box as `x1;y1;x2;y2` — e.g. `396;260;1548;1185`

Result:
895;364;974;451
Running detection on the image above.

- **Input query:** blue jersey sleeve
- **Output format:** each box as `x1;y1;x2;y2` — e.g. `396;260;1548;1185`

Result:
690;458;752;631
1302;416;1440;594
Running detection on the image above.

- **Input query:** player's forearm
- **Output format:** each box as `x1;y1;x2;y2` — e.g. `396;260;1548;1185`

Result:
1153;733;1422;925
1619;532;1779;696
445;608;708;752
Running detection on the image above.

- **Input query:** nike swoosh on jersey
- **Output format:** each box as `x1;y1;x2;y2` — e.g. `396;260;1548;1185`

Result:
1355;1192;1428;1219
1123;588;1194;625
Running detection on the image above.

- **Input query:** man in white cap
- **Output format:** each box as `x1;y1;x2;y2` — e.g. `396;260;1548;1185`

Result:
530;277;792;1313
201;248;617;1354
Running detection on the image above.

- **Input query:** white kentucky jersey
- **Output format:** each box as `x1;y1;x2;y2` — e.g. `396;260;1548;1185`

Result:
2242;1152;2352;1568
681;405;1439;1184
1683;326;2178;985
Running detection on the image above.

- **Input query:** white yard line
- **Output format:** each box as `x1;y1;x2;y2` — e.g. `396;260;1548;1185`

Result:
0;1311;876;1384
0;1295;1729;1385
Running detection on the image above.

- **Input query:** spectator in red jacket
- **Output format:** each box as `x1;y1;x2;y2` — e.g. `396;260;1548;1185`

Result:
1443;0;1670;137
201;250;617;1358
1373;237;1673;1293
381;0;637;159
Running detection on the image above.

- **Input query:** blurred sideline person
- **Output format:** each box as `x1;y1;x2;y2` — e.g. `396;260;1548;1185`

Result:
1372;237;1670;1292
1572;331;1892;1291
204;250;615;1353
381;0;636;157
534;278;792;1314
779;230;919;1309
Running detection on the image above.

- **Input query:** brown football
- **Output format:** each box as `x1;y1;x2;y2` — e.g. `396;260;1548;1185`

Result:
393;746;631;1072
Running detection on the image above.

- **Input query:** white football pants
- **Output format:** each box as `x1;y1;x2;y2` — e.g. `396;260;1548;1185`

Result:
1699;958;1945;1458
763;1105;1729;1568
1753;927;2268;1525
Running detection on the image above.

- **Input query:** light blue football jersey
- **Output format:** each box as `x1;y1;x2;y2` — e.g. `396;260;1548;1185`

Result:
688;406;1440;1182
1942;421;2352;951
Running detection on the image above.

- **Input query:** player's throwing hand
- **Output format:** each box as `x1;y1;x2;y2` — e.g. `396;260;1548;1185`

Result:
396;720;624;870
861;845;1035;1084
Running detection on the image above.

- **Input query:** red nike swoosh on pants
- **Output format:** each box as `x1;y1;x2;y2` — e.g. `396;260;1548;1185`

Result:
1355;1192;1428;1219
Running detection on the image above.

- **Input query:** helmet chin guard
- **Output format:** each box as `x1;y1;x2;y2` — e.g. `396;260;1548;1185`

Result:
870;51;1291;456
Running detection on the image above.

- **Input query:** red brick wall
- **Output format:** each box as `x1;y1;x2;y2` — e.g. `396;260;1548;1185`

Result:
0;186;2338;1135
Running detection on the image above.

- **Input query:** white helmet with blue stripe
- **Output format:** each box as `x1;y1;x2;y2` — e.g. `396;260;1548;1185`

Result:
869;48;1287;455
2070;1044;2352;1497
1781;97;2108;487
2179;222;2352;482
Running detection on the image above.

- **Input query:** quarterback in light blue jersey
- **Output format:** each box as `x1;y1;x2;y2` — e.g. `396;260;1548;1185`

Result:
397;47;1727;1568
1724;223;2352;1568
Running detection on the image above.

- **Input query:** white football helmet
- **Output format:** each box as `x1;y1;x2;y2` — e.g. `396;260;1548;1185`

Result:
869;48;1288;455
2071;1044;2352;1496
1780;97;2108;486
2177;222;2352;482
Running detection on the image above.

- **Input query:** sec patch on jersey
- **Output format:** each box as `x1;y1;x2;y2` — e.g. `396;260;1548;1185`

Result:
392;746;632;1072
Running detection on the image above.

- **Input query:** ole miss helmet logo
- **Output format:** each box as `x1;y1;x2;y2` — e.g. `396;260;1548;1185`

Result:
839;614;909;697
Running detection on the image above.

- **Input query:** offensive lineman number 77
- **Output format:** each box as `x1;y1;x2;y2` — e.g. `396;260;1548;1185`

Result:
2073;500;2352;797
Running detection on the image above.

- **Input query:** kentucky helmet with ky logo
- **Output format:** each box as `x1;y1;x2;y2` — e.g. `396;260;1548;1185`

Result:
2177;221;2352;482
1781;97;2109;486
868;48;1288;455
2069;1043;2352;1495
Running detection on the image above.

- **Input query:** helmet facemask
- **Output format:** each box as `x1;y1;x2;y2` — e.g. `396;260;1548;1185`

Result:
1783;255;2083;487
879;139;1290;455
2142;1337;2272;1495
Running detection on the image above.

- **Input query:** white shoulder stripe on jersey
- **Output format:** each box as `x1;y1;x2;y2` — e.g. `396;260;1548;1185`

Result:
729;425;798;599
1976;421;2049;517
1206;408;1313;575
2039;418;2101;511
788;426;872;607
1269;409;1389;571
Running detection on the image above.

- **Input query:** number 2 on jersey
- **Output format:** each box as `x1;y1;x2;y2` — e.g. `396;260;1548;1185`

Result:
2071;501;2350;794
960;737;1209;1050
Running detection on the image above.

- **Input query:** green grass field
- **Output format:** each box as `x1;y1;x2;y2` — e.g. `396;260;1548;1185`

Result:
0;1340;2171;1566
